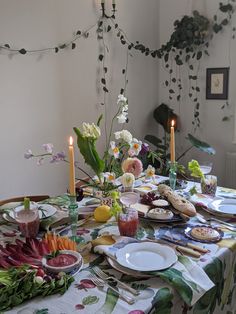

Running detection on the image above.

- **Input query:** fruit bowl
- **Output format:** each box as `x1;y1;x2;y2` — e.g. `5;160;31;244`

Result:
42;250;83;274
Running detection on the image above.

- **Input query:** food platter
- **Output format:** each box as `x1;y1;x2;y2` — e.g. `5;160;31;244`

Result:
139;213;183;223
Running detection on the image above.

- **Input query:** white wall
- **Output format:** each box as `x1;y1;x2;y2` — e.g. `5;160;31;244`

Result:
159;0;236;186
0;0;160;198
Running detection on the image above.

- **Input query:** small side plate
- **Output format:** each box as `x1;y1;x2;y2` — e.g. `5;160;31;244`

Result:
185;225;224;243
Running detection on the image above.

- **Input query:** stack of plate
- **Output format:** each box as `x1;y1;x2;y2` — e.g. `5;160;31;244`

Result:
107;242;177;277
207;198;236;218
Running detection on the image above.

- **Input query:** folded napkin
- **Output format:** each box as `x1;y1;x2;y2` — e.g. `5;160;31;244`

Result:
92;235;214;306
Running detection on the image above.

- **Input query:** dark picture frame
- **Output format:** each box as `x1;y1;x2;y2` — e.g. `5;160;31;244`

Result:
206;67;229;99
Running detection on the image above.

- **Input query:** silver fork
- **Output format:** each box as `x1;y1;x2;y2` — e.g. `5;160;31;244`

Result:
196;214;236;231
89;273;135;305
93;266;140;296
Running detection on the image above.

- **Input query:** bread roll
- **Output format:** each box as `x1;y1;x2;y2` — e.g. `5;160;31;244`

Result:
158;184;172;195
158;184;196;217
171;198;196;217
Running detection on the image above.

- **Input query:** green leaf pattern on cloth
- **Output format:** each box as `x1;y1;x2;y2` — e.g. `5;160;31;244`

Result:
156;268;193;305
97;287;119;314
35;309;49;314
82;295;99;305
193;258;224;314
151;287;173;314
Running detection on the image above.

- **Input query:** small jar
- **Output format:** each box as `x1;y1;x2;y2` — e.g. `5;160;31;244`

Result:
201;175;217;196
118;209;139;237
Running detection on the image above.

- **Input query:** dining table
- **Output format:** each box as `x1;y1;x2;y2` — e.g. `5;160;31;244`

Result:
1;176;236;314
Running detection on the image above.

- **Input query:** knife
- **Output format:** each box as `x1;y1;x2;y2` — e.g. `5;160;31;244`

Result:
146;236;201;258
161;236;208;254
217;194;236;199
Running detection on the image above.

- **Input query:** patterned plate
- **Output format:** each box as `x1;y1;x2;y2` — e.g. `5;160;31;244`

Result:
185;225;224;243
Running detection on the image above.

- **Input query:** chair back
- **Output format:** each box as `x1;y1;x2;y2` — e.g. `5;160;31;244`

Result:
0;195;49;206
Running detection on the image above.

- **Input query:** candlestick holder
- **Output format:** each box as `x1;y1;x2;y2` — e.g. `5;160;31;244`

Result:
68;194;78;240
169;161;177;190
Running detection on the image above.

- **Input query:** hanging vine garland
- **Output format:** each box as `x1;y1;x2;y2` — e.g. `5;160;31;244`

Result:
0;1;235;131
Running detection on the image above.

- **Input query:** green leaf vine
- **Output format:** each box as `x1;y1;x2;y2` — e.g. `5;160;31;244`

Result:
0;1;235;132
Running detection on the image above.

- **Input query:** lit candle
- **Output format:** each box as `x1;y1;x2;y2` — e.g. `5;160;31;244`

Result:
170;120;175;162
69;136;76;196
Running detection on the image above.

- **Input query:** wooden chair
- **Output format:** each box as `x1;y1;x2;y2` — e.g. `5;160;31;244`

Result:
0;195;49;207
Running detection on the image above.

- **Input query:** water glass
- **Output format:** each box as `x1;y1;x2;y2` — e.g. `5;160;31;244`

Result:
201;175;217;196
118;209;139;237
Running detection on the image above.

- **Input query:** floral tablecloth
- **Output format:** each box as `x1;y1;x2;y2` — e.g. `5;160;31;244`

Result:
1;183;236;314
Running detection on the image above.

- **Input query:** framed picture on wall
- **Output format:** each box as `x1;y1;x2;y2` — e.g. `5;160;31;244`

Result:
206;67;229;99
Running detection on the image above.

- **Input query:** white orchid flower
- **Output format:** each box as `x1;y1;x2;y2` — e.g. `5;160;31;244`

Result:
108;141;120;159
117;112;128;124
145;165;156;178
128;138;142;156
117;94;127;104
104;172;116;183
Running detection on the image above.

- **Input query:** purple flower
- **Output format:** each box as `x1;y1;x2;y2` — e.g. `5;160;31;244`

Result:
37;157;44;165
24;149;33;159
50;151;66;163
42;143;54;153
139;143;150;156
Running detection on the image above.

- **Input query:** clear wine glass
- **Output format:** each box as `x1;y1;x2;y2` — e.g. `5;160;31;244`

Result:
199;162;213;175
120;192;140;209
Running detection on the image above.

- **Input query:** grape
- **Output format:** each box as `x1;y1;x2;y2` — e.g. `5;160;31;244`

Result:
140;192;166;206
76;187;84;202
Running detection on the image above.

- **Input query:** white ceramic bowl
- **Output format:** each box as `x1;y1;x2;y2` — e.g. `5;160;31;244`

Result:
42;250;83;273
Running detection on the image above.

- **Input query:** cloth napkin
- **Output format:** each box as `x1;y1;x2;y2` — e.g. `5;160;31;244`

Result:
92;235;214;306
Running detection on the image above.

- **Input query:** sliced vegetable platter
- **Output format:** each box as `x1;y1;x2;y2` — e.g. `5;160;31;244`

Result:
0;235;78;311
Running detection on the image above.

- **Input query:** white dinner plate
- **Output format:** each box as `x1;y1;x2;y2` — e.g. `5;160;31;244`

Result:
107;257;152;278
115;242;177;272
8;203;57;220
208;199;236;218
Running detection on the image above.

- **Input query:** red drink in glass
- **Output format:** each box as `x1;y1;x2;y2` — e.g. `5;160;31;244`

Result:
118;209;139;237
14;208;40;238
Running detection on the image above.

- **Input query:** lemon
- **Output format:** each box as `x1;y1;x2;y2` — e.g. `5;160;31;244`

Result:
94;205;111;222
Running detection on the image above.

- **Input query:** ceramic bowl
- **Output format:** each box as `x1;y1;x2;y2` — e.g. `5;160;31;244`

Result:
42;250;83;273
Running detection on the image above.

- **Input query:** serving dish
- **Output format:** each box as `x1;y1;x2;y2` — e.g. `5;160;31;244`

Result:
185;225;223;243
42;250;83;273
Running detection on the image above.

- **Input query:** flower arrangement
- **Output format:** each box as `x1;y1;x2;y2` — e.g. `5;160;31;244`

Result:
25;94;162;195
